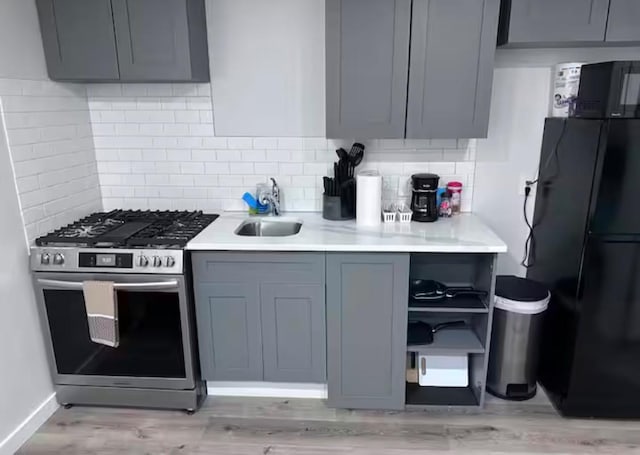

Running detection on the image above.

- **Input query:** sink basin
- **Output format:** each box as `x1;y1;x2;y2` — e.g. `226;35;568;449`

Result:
235;219;303;237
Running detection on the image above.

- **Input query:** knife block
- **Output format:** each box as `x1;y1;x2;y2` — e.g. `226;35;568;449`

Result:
322;183;356;221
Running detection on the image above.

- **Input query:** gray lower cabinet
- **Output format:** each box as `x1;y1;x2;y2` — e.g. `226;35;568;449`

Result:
326;253;410;410
192;252;326;383
606;0;640;42
194;283;263;381
498;0;611;46
325;0;411;139
261;284;326;383
36;0;120;80
406;0;500;139
35;0;209;82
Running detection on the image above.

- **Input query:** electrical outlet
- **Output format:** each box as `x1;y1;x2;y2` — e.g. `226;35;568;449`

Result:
519;175;531;196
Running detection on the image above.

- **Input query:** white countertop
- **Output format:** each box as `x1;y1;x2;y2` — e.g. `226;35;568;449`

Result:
187;212;507;253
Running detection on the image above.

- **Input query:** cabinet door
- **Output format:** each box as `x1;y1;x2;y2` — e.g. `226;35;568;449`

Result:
326;0;411;138
406;0;499;139
111;0;193;81
261;284;326;383
194;283;263;381
503;0;609;44
606;0;640;42
36;0;119;80
326;253;409;410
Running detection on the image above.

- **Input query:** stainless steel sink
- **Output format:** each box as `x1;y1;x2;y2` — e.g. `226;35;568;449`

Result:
235;219;303;237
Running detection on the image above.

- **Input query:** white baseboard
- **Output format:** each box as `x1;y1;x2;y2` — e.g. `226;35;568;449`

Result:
0;393;58;455
207;381;327;399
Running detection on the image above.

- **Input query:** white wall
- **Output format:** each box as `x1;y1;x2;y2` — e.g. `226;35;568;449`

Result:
475;67;551;276
0;0;47;80
0;108;55;454
0;1;102;243
208;0;325;137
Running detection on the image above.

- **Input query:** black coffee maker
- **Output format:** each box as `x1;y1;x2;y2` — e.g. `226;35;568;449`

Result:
410;173;440;222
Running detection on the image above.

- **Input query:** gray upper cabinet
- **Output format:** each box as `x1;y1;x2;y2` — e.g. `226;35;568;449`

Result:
326;253;410;410
498;0;611;47
326;0;500;139
194;283;263;381
261;284;326;383
36;0;209;82
406;0;500;139
606;0;640;42
326;0;411;139
111;0;209;81
36;0;120;80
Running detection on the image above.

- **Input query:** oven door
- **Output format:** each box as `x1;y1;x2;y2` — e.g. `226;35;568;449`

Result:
610;62;640;118
33;272;195;390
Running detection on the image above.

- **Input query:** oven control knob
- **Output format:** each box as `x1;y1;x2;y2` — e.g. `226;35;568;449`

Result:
53;253;65;265
152;256;162;267
41;253;51;265
164;256;176;267
138;256;149;267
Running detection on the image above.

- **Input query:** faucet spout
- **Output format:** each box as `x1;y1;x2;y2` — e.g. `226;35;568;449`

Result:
258;177;282;216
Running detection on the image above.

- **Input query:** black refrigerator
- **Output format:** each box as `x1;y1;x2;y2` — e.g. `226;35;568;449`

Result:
528;118;640;418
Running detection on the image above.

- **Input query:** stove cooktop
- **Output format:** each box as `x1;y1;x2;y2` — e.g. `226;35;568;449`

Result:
35;210;219;249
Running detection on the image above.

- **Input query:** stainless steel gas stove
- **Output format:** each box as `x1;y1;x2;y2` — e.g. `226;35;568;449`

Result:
30;210;218;412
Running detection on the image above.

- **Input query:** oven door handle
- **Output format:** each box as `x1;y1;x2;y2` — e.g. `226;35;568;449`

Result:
36;279;180;290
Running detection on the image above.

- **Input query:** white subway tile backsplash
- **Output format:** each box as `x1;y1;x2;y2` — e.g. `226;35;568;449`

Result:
180;162;205;174
278;162;303;175
277;137;304;150
253;137;278;149
266;149;291;161
229;162;255;175
87;83;476;212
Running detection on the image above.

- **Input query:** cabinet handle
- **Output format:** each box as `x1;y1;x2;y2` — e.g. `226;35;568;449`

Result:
420;357;426;375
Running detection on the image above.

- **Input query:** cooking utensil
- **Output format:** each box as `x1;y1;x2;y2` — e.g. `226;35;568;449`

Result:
407;320;467;345
349;142;365;166
336;148;349;163
410;279;487;302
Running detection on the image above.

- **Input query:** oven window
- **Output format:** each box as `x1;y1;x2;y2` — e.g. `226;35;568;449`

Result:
44;290;186;378
621;73;640;106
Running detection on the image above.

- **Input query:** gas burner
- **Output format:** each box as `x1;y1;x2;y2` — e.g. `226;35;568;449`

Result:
35;210;218;248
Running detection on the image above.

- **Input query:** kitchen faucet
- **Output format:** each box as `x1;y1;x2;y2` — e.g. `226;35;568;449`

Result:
258;177;281;216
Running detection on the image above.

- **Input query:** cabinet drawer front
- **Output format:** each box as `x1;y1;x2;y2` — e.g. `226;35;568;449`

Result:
261;284;326;383
192;252;325;284
194;283;262;380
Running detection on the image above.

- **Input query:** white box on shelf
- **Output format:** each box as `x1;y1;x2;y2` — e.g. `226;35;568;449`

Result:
418;354;468;387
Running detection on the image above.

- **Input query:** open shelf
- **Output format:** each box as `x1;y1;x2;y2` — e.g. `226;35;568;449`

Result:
409;295;488;313
407;328;485;354
405;383;479;407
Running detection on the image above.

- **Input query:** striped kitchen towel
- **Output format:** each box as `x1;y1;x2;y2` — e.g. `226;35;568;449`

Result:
82;281;119;348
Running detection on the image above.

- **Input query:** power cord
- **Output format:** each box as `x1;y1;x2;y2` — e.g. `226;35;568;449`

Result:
521;184;536;268
521;119;568;269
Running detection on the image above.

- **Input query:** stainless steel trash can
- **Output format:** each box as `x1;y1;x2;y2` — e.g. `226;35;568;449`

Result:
487;276;550;401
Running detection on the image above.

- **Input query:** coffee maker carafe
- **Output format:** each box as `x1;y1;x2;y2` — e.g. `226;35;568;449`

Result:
410;173;440;222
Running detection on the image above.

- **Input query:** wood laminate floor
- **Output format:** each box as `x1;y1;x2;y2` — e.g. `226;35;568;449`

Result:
18;391;640;454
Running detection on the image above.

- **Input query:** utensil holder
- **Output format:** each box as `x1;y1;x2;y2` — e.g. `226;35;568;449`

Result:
322;189;356;221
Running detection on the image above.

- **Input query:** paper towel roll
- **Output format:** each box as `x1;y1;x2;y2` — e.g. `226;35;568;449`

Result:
356;170;382;226
552;62;583;117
